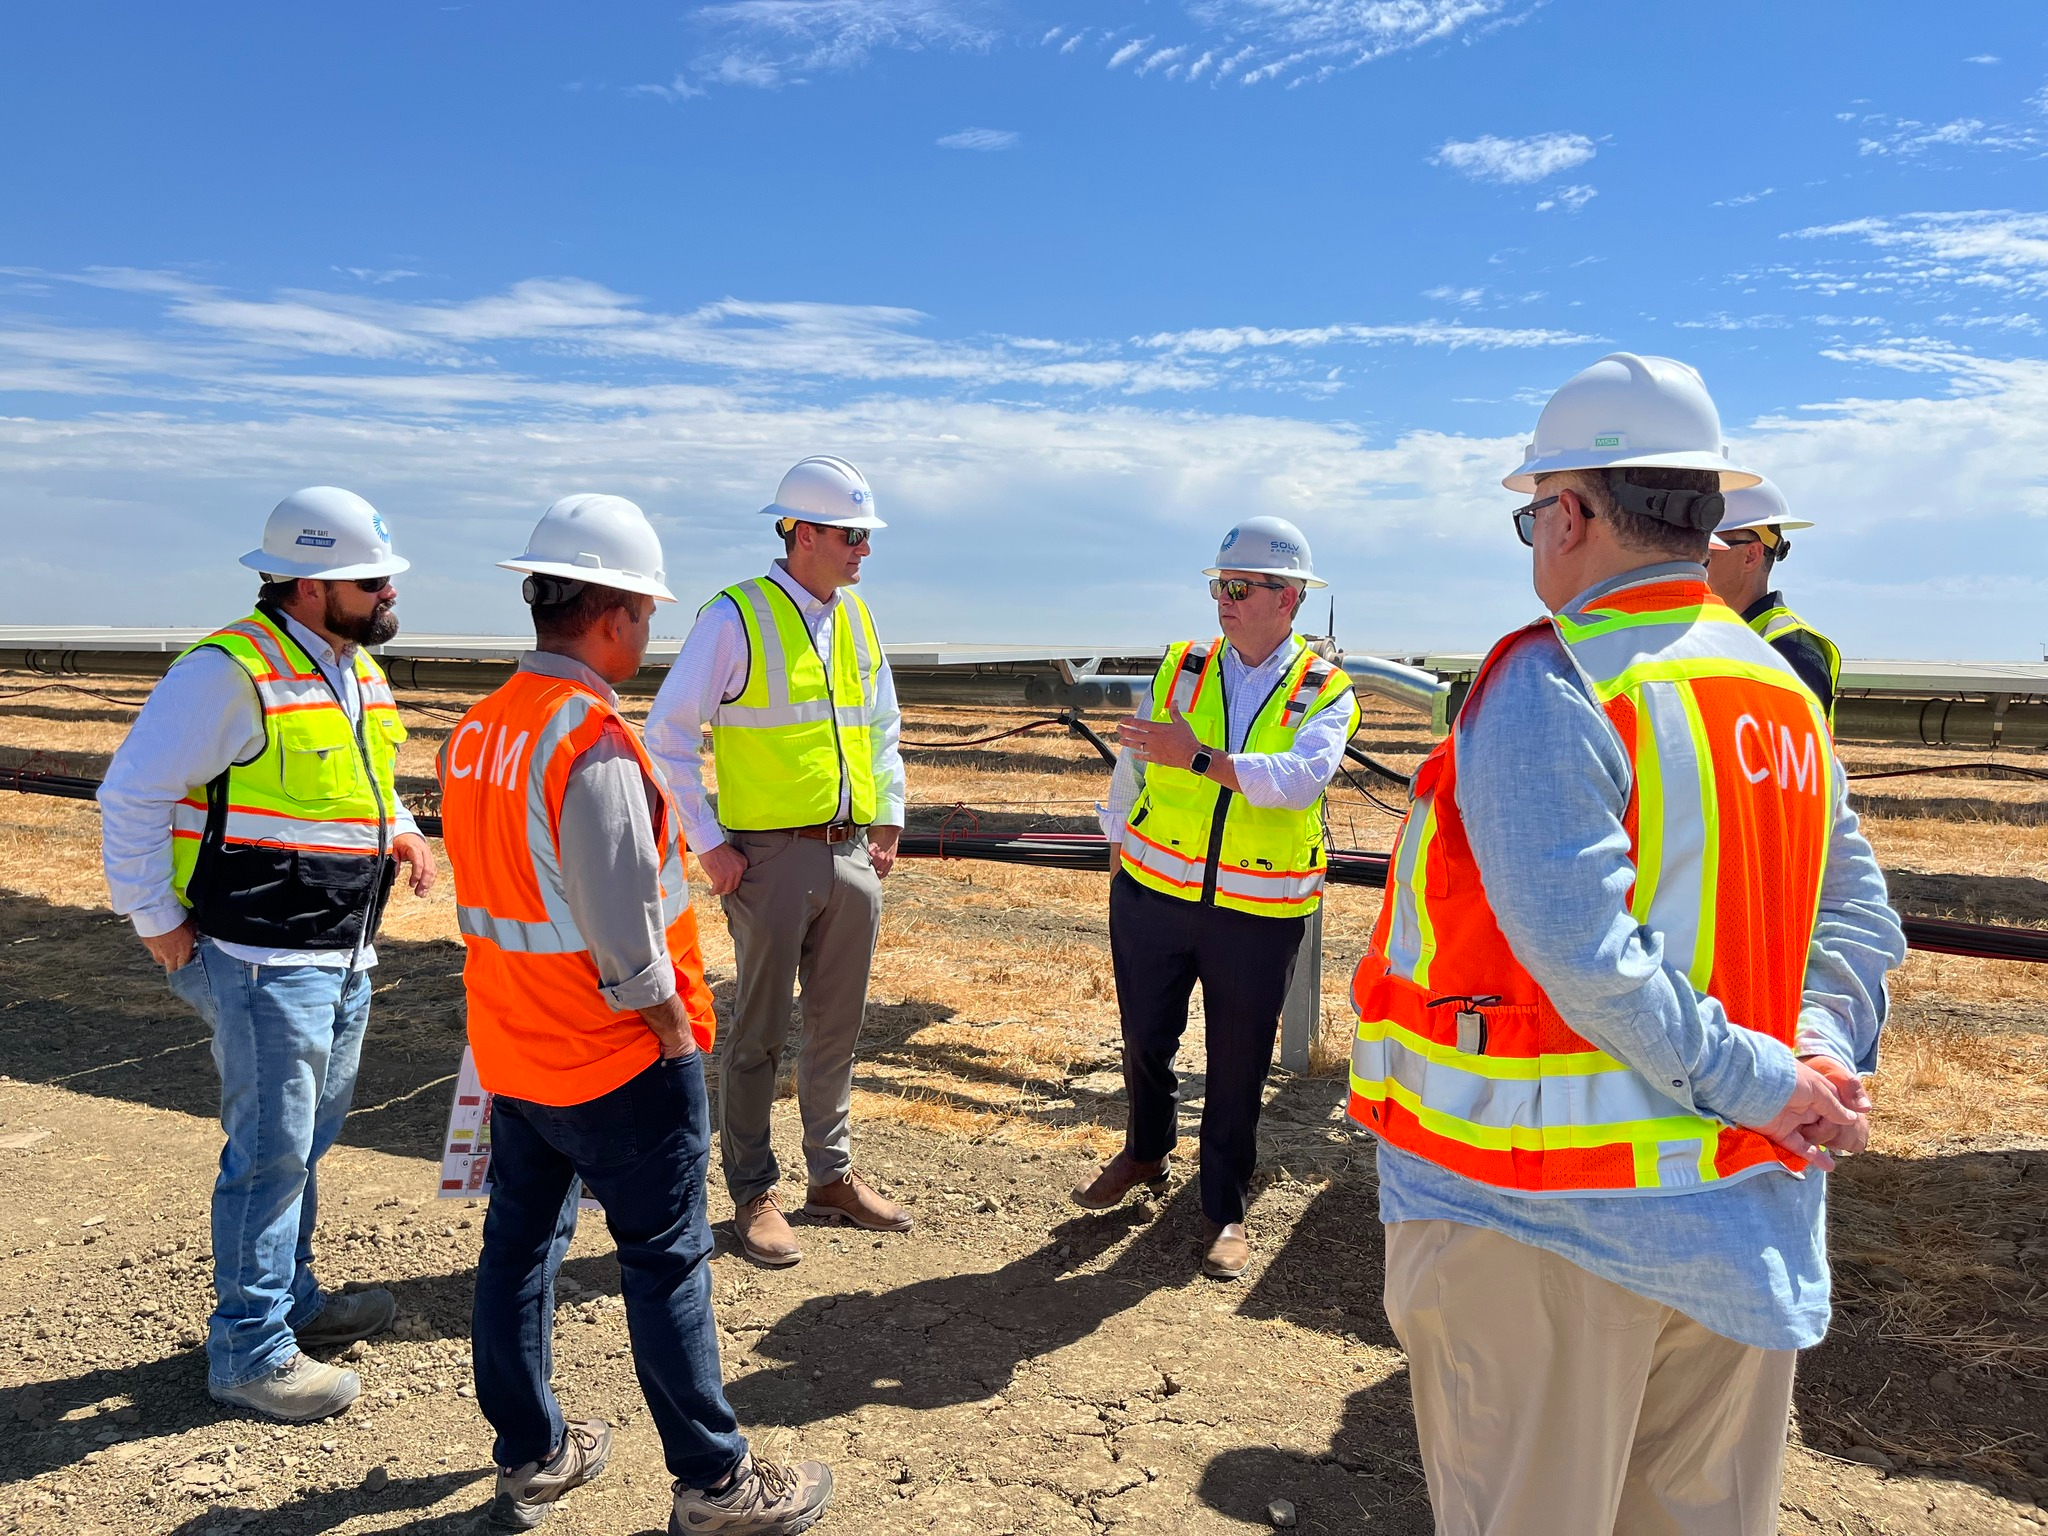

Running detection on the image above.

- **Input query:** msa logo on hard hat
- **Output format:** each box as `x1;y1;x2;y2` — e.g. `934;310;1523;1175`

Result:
295;529;338;548
1593;433;1626;450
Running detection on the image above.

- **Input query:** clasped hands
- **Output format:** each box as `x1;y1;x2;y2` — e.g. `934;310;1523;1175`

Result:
1754;1055;1871;1171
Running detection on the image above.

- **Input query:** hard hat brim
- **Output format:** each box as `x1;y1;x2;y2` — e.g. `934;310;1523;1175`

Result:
1503;449;1761;495
239;548;412;581
498;557;677;603
760;502;888;531
1202;565;1329;589
1713;515;1816;536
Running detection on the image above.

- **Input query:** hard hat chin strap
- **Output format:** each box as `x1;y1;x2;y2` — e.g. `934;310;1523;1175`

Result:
1604;469;1725;532
523;574;588;607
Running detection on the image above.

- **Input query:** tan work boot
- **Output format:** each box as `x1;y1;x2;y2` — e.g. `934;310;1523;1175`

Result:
294;1286;395;1350
802;1170;912;1232
209;1352;359;1422
1201;1219;1251;1280
733;1191;802;1268
488;1418;611;1530
1070;1151;1170;1210
671;1453;834;1535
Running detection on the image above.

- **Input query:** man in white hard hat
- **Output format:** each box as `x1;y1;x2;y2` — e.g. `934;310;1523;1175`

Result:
1705;476;1841;725
98;487;437;1420
1344;354;1904;1534
439;494;833;1535
1074;516;1358;1280
646;456;909;1269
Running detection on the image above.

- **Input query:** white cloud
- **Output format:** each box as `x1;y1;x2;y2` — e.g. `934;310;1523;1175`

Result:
686;0;993;87
1787;211;2048;300
937;127;1018;150
1533;184;1596;214
1107;38;1150;68
1855;114;2039;156
1432;132;1595;185
1714;188;1776;208
1140;321;1597;352
1964;54;1999;64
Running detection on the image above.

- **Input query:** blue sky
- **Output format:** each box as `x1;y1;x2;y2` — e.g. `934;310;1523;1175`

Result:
3;1;2046;658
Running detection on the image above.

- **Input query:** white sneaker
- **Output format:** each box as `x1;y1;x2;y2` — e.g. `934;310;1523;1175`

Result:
209;1352;360;1422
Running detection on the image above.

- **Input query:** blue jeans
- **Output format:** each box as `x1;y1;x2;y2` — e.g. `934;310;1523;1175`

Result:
474;1052;747;1488
167;940;370;1390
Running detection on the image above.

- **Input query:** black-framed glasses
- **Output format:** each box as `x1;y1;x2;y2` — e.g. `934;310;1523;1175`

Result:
1209;577;1290;602
1718;533;1764;549
1509;493;1592;548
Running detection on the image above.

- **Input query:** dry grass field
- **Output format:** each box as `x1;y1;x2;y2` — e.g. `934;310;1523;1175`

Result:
1;669;2044;1535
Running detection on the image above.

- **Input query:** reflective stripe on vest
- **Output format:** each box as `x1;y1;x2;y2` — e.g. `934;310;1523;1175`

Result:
168;609;403;911
708;578;883;830
1118;637;1359;919
1750;603;1842;725
1346;576;1834;1196
438;670;715;1107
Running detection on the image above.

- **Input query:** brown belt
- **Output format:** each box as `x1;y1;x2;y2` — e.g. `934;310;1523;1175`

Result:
783;821;862;844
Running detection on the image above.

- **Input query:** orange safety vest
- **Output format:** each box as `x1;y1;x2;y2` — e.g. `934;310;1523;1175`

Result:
1347;575;1834;1194
438;668;715;1108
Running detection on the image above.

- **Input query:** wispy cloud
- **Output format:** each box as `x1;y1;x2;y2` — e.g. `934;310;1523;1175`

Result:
1432;132;1595;185
937;127;1018;150
1106;37;1151;68
1714;188;1776;208
686;0;994;88
1140;320;1596;353
1964;54;2000;65
1850;112;2040;157
1787;211;2048;300
1534;184;1596;214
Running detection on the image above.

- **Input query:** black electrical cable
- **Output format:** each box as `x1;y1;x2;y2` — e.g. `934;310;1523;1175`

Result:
1344;742;1415;789
11;769;2048;964
1846;760;2048;784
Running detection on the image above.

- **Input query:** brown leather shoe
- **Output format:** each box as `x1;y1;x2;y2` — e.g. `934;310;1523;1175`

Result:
1201;1219;1251;1280
1070;1151;1170;1211
802;1170;913;1232
733;1191;802;1268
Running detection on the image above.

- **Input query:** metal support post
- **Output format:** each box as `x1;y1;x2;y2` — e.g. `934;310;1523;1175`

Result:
1278;907;1324;1074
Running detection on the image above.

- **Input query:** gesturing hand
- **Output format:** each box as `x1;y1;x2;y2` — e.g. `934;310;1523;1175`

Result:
1118;704;1202;771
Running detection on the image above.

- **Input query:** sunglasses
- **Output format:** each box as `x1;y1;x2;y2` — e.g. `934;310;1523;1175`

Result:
1510;493;1598;548
341;576;395;594
1209;577;1291;602
785;520;869;548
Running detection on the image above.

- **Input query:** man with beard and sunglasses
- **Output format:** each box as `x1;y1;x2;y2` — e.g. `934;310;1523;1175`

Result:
646;456;908;1270
99;486;437;1421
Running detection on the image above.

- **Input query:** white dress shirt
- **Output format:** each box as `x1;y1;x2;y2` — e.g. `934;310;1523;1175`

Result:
1101;633;1353;845
645;561;906;852
98;610;422;971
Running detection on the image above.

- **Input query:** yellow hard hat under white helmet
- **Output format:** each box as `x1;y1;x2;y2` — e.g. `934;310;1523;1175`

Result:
1708;476;1813;556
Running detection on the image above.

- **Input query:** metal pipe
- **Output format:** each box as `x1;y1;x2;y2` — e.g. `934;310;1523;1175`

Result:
1339;653;1451;715
1834;696;2048;749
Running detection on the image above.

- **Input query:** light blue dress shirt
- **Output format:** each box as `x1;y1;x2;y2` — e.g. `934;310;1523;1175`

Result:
1375;562;1906;1350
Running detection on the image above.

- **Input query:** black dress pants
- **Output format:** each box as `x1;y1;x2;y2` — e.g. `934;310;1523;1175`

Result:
1108;871;1305;1225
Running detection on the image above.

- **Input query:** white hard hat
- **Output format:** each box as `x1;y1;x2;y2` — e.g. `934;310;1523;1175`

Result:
240;486;410;582
761;455;886;530
499;494;676;602
1203;516;1328;589
1503;352;1760;494
1708;475;1814;549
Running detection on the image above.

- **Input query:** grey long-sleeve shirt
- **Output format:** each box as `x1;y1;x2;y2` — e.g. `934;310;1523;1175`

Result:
518;651;677;1013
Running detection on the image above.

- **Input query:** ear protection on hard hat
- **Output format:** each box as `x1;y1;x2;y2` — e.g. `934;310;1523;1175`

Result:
1605;470;1725;532
522;574;588;607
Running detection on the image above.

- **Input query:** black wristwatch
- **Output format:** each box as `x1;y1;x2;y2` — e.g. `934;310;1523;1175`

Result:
1189;749;1214;777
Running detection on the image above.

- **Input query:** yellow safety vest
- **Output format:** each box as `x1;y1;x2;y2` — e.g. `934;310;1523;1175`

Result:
1119;637;1358;919
170;607;406;948
709;577;884;830
1749;602;1841;726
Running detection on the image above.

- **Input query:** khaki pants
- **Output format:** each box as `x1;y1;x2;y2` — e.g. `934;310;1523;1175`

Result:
1384;1220;1796;1536
716;829;881;1205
